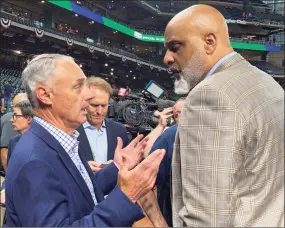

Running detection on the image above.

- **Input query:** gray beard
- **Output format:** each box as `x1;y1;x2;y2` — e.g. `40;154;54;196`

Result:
174;77;190;95
174;51;206;95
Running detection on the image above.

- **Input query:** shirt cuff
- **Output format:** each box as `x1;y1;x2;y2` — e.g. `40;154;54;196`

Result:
1;189;5;194
113;162;120;171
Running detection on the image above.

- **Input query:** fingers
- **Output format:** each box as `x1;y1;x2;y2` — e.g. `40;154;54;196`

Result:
88;161;103;172
92;167;102;173
137;136;149;149
160;113;173;121
139;141;148;152
129;134;144;147
150;149;165;172
161;107;173;115
164;114;173;119
88;161;102;167
115;137;123;152
134;136;149;161
120;154;129;173
136;149;165;173
141;150;165;189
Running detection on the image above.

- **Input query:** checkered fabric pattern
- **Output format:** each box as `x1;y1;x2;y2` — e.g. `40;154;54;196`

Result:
172;54;284;227
34;116;97;205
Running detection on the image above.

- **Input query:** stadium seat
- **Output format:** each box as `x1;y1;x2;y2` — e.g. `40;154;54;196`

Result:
225;6;243;19
0;68;22;96
249;61;284;75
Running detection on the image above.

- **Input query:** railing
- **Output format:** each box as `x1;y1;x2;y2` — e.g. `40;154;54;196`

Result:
0;10;165;67
0;10;283;67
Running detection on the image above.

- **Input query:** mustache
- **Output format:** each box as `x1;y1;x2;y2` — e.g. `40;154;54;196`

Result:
167;67;181;75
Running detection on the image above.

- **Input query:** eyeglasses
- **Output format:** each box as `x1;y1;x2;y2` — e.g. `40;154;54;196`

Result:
12;113;25;120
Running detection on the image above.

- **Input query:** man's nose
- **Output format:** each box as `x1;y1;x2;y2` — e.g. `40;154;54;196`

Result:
163;50;174;66
96;106;103;114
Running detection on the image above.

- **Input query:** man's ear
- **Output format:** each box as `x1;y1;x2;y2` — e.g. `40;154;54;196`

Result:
27;116;33;124
204;33;217;55
35;84;53;106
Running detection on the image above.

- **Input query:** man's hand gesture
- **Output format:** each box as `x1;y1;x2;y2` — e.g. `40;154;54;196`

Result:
118;149;166;203
114;134;148;170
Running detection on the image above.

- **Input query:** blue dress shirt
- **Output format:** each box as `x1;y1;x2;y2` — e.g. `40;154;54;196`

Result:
83;120;108;163
205;52;237;79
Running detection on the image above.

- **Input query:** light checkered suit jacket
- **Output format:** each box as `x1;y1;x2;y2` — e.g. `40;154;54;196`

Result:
172;54;284;227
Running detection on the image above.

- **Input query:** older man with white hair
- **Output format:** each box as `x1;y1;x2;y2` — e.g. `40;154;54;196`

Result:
4;54;165;227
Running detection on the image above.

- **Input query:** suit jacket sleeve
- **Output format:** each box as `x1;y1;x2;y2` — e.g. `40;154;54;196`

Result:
7;138;14;165
7;135;20;165
10;160;143;227
93;162;118;196
174;84;246;227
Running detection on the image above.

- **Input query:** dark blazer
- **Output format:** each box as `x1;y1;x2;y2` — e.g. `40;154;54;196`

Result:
7;134;22;164
4;120;143;227
78;118;129;162
1;134;22;191
150;124;177;227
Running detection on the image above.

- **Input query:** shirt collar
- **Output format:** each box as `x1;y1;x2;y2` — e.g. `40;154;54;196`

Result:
83;119;106;131
33;116;79;153
205;52;237;79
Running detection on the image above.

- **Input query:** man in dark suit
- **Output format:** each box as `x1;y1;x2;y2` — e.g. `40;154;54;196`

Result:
77;77;129;172
5;54;165;227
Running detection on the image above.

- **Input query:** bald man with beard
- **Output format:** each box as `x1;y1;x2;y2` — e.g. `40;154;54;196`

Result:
164;5;284;227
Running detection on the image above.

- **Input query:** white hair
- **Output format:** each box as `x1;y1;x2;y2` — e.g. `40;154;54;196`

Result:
21;54;74;108
174;48;206;94
174;78;190;95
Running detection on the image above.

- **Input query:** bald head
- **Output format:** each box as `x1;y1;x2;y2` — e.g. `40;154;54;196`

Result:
164;4;234;93
167;4;230;46
13;93;28;107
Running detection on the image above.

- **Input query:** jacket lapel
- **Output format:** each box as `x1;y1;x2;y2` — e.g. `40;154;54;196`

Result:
105;119;114;160
79;151;104;203
29;121;95;209
77;125;94;161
